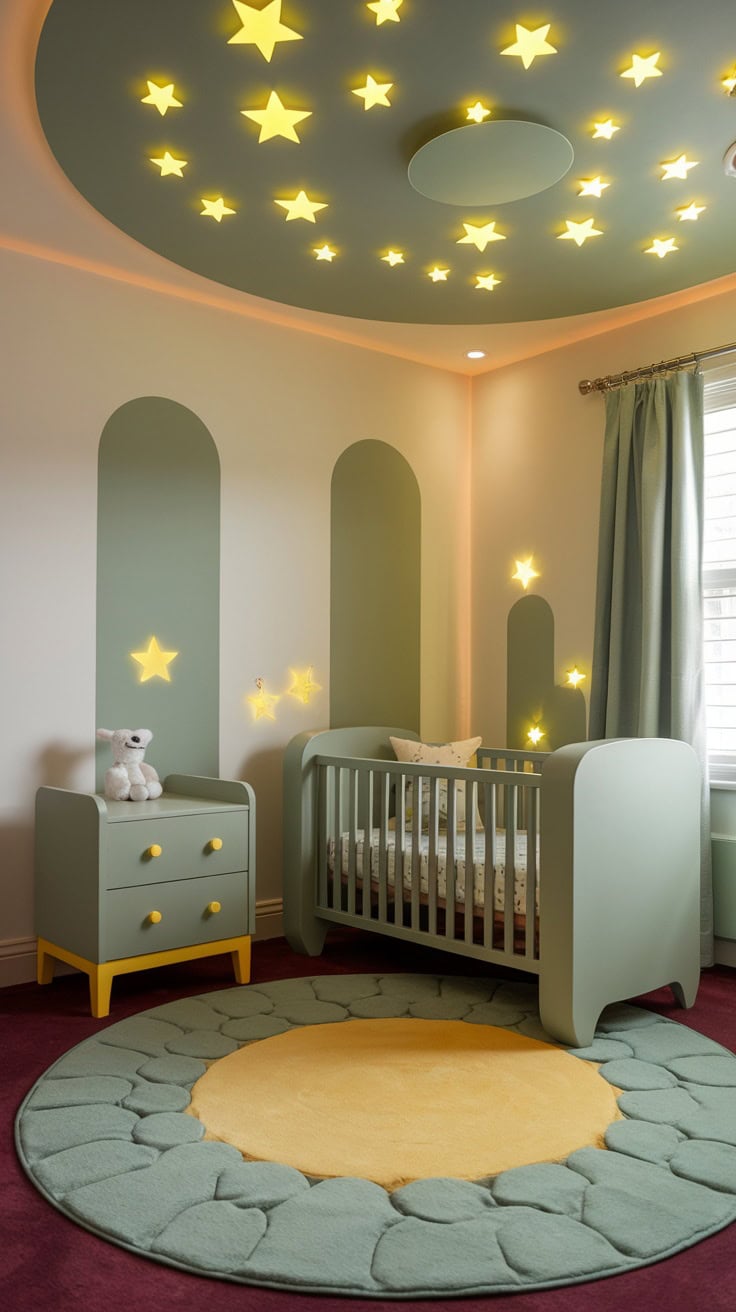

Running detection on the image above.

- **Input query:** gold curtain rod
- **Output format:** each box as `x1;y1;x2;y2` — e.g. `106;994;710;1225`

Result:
578;339;736;395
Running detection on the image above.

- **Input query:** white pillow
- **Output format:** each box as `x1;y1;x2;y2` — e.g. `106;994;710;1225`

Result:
389;736;483;832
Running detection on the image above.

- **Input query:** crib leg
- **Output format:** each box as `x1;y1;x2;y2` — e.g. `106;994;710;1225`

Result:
670;972;699;1010
538;982;601;1050
284;911;330;957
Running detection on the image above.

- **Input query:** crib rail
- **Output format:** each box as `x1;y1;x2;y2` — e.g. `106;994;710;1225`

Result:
312;753;542;970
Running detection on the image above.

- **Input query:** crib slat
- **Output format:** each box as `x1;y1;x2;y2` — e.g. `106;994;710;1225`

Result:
358;766;374;923
410;776;422;930
333;767;343;911
395;772;406;925
504;782;517;955
377;770;390;923
317;764;328;909
482;781;494;948
427;776;439;936
526;784;539;961
445;777;456;936
346;768;358;915
464;779;476;944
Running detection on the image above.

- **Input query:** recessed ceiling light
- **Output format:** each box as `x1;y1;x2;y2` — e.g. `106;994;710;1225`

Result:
466;349;486;359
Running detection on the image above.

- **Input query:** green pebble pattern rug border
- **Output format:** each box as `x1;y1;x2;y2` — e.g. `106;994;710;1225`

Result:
14;975;736;1299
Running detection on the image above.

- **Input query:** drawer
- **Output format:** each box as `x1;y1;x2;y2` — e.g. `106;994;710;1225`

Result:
102;871;249;960
103;811;248;889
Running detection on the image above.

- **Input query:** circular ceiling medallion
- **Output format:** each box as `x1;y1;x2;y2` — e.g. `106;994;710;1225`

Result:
408;121;574;207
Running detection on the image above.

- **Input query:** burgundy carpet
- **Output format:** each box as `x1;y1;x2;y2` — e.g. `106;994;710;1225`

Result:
5;929;736;1312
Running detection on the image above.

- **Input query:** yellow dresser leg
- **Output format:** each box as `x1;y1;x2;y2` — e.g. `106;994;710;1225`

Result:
231;937;251;985
89;963;115;1019
37;939;55;985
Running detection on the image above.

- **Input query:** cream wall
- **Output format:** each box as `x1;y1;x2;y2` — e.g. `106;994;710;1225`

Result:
0;245;470;983
471;283;736;746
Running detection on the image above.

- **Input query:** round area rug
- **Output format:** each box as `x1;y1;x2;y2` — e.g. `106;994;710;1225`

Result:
14;974;736;1299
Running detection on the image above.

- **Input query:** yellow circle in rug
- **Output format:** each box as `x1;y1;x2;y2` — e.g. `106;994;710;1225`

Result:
189;1018;621;1189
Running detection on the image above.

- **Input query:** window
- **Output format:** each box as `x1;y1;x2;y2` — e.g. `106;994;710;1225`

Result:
703;365;736;782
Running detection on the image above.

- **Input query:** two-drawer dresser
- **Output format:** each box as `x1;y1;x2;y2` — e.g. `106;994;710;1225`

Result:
35;774;255;1016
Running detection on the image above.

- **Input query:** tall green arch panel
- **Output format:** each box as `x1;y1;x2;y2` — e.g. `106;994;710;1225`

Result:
96;397;220;788
507;594;586;751
330;440;420;730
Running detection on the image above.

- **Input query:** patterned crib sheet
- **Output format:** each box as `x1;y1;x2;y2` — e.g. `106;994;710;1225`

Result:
327;829;539;914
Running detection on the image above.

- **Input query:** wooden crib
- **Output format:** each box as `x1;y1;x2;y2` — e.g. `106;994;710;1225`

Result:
282;726;701;1047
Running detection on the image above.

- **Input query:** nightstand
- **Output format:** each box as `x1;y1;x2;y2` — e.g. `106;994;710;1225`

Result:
35;774;255;1017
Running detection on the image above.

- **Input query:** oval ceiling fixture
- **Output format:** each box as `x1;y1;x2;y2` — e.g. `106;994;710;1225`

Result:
408;120;575;206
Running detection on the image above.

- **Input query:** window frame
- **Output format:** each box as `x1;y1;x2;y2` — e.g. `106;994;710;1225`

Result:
703;377;736;786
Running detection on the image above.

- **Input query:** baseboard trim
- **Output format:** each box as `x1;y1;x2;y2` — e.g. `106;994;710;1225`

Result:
714;936;736;968
0;897;285;989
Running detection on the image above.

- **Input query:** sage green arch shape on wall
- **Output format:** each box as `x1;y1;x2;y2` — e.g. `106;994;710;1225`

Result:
507;594;586;751
96;396;220;788
330;440;420;730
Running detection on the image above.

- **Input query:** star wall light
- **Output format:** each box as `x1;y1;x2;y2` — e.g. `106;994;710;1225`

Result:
287;667;322;703
228;0;302;62
661;155;698;180
141;81;182;115
558;218;603;246
466;101;491;123
428;266;449;281
247;677;281;720
314;244;336;260
367;0;403;24
723;73;736;96
200;197;236;221
475;273;501;290
352;75;394;109
592;119;620;139
620;52;662;87
578;177;609;198
274;190;327;221
382;249;404;265
501;24;557;70
131;636;178;683
527;725;545;746
676;202;705;221
150;151;188;177
646;237;678;258
512;557;539;589
566;667;586;689
457;221;506;252
241;90;312;143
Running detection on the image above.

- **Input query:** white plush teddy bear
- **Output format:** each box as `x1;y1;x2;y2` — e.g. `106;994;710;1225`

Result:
96;728;163;802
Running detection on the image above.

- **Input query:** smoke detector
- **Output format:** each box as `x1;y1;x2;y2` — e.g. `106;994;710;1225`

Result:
724;141;736;177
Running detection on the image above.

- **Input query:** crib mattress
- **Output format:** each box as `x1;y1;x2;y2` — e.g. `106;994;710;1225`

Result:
327;829;538;914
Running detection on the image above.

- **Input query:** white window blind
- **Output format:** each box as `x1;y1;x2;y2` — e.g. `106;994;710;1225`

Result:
703;365;736;777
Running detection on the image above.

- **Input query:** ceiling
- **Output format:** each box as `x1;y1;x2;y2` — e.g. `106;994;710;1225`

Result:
32;0;736;331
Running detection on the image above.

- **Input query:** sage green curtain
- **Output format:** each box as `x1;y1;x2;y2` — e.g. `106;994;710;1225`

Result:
589;371;713;965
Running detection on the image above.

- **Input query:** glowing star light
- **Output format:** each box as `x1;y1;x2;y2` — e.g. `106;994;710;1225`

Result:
141;81;182;116
475;273;501;291
274;190;327;221
661;155;698;180
457;220;506;252
646;237;678;258
131;636;178;683
527;726;545;746
558;218;603;246
501;23;557;70
592;119;620;139
241;90;311;143
200;197;236;221
367;0;402;23
352;74;393;109
247;678;281;721
512;556;539;589
723;74;736;95
677;202;705;221
150;151;187;177
466;101;491;123
578;177;609;198
621;52;662;87
314;244;336;261
428;266;449;281
287;667;322;704
566;667;586;689
228;0;302;62
382;250;404;265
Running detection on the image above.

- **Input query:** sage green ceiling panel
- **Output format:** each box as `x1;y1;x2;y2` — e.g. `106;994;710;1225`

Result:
96;397;220;789
330;440;420;731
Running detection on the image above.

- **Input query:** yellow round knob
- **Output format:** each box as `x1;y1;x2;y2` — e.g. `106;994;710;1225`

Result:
147;910;163;925
207;901;222;915
208;838;223;852
147;844;162;858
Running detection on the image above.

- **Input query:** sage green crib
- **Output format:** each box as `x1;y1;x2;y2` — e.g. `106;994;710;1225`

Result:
283;727;701;1047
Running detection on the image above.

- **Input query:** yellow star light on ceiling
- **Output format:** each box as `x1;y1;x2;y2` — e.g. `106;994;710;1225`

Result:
241;90;311;143
246;678;281;720
150;151;187;177
501;23;557;70
382;250;404;265
558;218;603;246
527;725;545;746
661;154;698;180
645;237;678;258
274;190;327;222
287;667;322;703
367;0;402;24
131;636;178;683
228;0;302;62
475;273;501;291
141;81;182;116
676;202;705;221
428;266;449;281
723;74;736;95
578;177;609;198
566;667;586;689
456;221;506;252
200;197;236;221
512;557;539;589
314;244;336;260
621;52;662;87
352;74;393;109
592;119;620;139
466;101;491;123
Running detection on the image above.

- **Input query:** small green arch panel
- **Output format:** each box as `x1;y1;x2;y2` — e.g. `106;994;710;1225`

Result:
330;441;420;731
507;595;586;751
96;397;220;788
